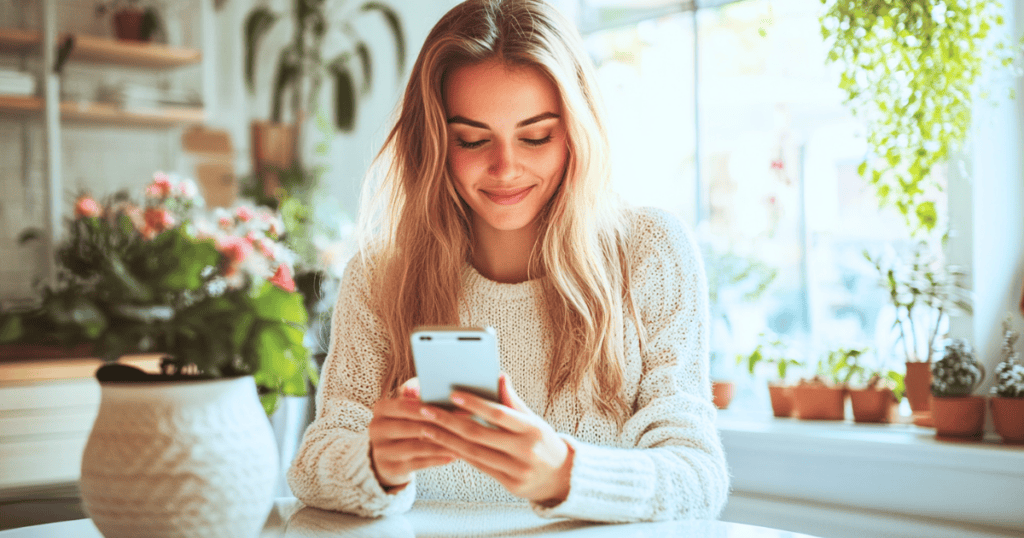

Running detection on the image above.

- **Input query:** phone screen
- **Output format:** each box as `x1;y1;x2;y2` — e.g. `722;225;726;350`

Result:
410;326;500;410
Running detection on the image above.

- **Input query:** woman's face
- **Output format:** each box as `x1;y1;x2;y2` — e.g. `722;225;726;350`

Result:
444;59;568;238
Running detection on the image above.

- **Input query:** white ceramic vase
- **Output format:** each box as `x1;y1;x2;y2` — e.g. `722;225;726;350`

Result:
80;376;279;538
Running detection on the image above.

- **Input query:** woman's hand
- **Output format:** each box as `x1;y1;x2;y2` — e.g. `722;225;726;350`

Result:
368;378;457;489
418;373;574;505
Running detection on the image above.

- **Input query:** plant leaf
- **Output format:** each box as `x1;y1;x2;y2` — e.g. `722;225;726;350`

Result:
244;8;279;92
361;2;406;75
331;65;357;131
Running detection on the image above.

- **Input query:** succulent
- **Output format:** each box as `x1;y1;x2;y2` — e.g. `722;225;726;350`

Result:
992;315;1024;398
930;338;985;397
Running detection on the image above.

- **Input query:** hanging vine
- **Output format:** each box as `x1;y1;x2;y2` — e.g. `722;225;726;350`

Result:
820;0;1019;235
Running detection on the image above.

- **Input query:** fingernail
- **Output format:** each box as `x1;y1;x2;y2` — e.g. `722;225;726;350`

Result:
451;394;465;405
420;408;436;420
421;429;435;439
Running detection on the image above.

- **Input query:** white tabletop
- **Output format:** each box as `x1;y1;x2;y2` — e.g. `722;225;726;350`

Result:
1;498;820;538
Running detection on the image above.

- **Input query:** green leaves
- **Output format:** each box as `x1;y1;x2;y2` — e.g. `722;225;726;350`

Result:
821;0;1020;235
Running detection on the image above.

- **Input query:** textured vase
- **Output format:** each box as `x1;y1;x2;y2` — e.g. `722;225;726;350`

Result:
80;376;278;538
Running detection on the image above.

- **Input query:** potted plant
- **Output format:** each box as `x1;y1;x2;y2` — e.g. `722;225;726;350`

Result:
866;244;972;420
821;0;1020;235
0;173;315;537
704;243;778;411
849;368;904;424
792;347;866;421
95;0;162;42
243;0;405;196
736;334;803;417
990;314;1024;444
930;338;986;440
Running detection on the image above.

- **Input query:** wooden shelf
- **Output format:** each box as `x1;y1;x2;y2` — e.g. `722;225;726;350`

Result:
0;28;201;69
0;95;204;127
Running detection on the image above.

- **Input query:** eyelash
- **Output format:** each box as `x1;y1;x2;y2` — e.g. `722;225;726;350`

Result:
455;136;553;149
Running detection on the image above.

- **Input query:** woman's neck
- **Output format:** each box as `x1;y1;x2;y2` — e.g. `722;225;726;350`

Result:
471;220;541;284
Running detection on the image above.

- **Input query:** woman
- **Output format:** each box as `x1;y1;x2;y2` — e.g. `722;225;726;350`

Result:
287;0;729;522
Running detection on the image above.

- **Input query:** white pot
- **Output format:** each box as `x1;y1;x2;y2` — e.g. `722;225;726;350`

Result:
80;376;278;538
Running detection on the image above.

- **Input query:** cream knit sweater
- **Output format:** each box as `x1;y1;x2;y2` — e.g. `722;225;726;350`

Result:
286;207;730;522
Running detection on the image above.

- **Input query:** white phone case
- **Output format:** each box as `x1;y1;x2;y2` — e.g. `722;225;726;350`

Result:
410;326;500;409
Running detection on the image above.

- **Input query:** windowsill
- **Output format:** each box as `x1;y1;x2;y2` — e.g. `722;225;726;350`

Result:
716;410;1024;536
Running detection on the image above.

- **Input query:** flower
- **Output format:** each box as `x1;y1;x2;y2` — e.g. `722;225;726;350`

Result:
74;196;102;219
236;206;255;222
143;207;175;237
269;264;296;292
0;173;313;414
177;178;199;199
145;172;173;199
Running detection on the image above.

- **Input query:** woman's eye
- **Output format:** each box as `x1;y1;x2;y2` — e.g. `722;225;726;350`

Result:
522;135;552;147
456;139;488;149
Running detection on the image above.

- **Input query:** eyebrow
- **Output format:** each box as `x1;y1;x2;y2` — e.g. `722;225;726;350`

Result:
446;112;560;129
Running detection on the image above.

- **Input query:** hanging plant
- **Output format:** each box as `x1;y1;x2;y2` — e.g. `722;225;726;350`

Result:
820;0;1020;234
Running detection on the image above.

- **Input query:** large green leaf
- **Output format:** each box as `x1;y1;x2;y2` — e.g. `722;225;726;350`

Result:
252;282;307;324
244;7;279;92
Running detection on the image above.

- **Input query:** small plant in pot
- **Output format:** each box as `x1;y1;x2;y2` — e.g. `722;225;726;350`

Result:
736;334;804;417
990;314;1024;444
793;347;866;421
95;0;162;42
866;244;972;418
849;368;904;424
930;338;986;440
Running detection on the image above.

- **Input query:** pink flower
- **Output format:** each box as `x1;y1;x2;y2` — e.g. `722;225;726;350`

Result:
143;207;175;237
269;264;296;292
146;173;173;199
236;206;255;222
74;196;102;219
177;178;199;199
256;238;275;260
216;235;254;275
218;216;233;231
770;159;785;171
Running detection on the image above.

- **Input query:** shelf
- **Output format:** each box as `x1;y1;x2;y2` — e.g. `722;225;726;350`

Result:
0;95;204;127
0;28;201;69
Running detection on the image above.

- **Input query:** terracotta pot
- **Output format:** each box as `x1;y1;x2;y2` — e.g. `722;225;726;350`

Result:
792;385;846;420
904;361;932;413
767;383;794;417
850;388;896;423
991;397;1024;444
113;9;146;42
711;380;734;410
250;120;297;200
931;395;986;440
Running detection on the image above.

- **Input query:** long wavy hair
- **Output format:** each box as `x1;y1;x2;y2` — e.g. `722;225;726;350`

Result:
356;0;645;426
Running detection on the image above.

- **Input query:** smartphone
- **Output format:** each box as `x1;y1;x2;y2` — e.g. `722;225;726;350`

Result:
410;326;500;410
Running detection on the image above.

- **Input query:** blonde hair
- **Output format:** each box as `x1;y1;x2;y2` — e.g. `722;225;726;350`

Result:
356;0;644;426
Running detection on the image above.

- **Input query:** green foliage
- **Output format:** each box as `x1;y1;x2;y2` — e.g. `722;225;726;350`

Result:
4;175;315;414
821;0;1021;234
816;347;868;387
865;243;971;363
244;0;406;132
736;333;804;381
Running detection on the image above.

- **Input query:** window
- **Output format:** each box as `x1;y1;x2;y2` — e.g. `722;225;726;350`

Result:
574;0;954;414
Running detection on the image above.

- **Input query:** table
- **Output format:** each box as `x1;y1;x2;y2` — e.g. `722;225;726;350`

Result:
1;498;821;538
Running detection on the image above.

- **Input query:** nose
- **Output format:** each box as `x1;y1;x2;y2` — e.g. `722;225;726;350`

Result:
488;140;520;181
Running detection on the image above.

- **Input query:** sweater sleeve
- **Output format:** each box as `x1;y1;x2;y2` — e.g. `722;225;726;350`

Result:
286;255;416;517
531;208;730;522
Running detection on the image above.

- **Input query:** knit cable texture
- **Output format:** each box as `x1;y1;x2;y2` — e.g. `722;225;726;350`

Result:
286;207;730;522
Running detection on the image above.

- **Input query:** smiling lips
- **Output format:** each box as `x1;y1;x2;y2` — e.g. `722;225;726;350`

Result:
482;186;534;205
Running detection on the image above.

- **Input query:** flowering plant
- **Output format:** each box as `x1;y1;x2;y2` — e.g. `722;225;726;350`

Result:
992;315;1024;398
930;338;985;398
0;172;314;412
